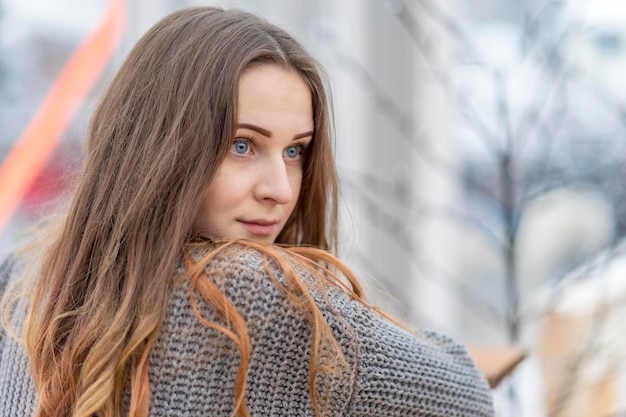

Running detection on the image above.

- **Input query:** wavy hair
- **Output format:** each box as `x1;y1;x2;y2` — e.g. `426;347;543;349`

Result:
15;7;343;417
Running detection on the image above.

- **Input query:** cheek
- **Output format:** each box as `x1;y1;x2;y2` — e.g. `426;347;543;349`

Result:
203;173;240;211
196;167;237;220
289;168;304;208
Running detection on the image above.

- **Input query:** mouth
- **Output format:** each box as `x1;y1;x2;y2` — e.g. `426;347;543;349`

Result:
238;219;278;236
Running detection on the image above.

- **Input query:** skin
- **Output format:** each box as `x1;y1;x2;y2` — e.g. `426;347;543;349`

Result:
195;64;314;242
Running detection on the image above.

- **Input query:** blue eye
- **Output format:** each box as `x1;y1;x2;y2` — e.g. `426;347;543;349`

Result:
284;145;300;159
232;139;251;155
284;144;308;160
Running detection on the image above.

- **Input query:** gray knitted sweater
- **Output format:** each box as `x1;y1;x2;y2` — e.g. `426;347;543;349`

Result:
0;247;494;416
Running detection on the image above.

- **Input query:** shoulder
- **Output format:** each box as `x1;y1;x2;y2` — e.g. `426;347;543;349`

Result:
150;244;356;414
189;243;340;307
184;243;356;338
158;243;336;354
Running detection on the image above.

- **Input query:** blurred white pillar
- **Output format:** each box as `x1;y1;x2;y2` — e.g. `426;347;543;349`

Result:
402;0;460;333
320;0;460;333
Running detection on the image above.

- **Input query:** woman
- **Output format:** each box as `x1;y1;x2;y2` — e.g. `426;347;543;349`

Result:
0;7;494;417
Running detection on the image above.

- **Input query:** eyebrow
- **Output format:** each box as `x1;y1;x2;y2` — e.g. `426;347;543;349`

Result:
238;123;313;140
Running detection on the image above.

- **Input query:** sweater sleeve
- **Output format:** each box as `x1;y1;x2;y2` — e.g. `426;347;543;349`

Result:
339;295;495;417
148;246;493;416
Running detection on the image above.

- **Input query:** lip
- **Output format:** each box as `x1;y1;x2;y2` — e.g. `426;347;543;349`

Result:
238;219;278;236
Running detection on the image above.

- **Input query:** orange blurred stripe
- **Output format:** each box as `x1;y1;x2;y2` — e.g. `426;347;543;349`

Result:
0;0;126;233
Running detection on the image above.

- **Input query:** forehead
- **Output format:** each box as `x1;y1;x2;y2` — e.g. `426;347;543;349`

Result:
237;65;313;125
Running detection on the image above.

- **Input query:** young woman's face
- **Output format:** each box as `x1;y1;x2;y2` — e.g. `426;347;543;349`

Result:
194;64;313;242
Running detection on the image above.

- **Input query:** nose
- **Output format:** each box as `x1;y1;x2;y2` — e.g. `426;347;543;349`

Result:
254;156;294;204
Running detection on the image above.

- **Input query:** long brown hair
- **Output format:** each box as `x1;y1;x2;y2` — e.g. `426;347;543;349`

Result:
18;7;342;417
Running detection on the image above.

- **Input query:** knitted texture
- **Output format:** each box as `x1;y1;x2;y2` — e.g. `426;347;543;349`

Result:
0;247;494;416
0;257;37;417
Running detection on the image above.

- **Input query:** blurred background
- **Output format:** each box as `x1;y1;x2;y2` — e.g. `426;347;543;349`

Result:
2;0;626;415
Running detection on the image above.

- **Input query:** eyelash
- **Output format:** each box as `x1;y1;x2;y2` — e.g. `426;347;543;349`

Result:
289;142;310;158
234;135;255;148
